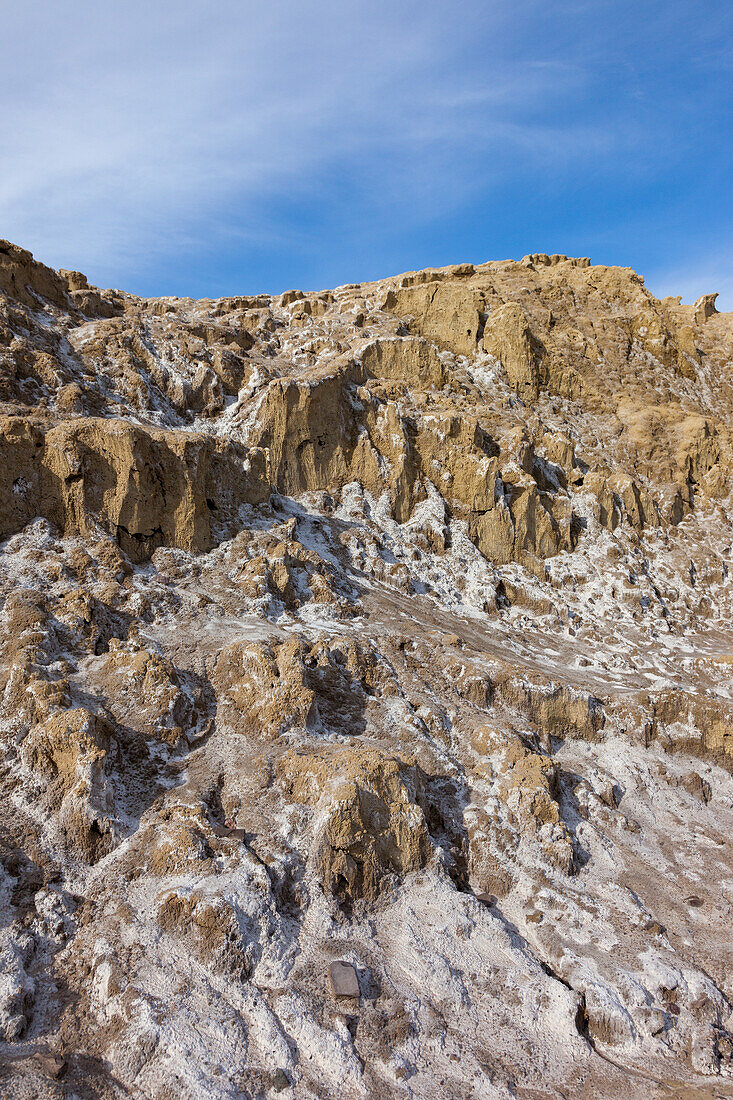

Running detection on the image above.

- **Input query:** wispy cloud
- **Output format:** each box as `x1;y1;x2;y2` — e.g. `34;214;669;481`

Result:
0;4;624;277
1;1;730;295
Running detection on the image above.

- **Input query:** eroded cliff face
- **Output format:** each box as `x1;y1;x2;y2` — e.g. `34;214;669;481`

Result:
1;241;733;1099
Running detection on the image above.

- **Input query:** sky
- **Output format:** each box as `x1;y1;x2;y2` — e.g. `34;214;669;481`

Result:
1;1;731;305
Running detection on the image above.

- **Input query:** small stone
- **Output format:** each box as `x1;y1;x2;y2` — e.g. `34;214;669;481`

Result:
475;892;495;906
329;961;360;998
271;1068;290;1091
212;824;246;841
685;895;703;908
679;773;711;803
36;1052;66;1079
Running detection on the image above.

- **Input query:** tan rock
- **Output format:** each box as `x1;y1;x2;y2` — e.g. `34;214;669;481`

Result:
360;336;444;388
0;415;269;562
0;239;71;310
384;280;484;357
482;302;542;400
21;707;117;860
157;892;251;974
495;678;604;742
90;643;203;745
693;293;718;324
277;747;430;905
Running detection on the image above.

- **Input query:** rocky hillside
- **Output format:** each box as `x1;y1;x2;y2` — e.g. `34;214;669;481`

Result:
0;238;732;1099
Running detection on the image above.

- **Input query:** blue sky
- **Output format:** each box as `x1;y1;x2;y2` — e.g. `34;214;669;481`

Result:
2;1;731;305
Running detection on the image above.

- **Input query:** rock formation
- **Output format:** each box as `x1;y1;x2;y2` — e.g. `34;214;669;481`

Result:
0;241;732;1098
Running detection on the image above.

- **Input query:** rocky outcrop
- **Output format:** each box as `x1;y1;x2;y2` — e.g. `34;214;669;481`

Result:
0;240;72;311
0;241;732;1099
277;747;431;907
20;707;117;860
694;292;718;324
211;637;319;738
0;415;269;561
360;336;445;388
482;302;543;400
383;278;484;356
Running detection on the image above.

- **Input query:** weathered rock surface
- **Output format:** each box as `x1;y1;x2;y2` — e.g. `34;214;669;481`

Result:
0;414;269;559
0;239;732;1099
